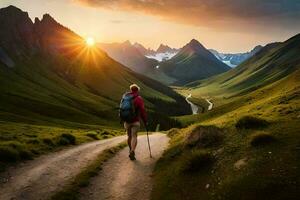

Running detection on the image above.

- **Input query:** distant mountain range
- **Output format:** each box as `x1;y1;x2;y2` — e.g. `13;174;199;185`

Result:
188;33;300;97
133;42;155;55
156;44;178;54
0;5;191;128
100;39;235;85
144;44;180;62
159;39;231;85
209;45;263;67
98;41;177;83
98;41;158;74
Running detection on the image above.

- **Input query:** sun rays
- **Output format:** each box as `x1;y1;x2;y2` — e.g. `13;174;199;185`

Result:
86;37;95;47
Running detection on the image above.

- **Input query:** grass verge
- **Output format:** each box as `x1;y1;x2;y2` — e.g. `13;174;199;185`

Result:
0;122;124;172
50;142;127;200
152;120;300;200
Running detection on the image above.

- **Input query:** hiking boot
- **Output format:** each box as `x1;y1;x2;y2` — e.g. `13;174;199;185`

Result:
129;151;136;160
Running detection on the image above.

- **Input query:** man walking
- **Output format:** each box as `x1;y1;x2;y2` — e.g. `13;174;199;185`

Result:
119;84;147;160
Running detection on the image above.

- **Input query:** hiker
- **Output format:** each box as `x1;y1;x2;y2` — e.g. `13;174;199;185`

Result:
119;84;147;160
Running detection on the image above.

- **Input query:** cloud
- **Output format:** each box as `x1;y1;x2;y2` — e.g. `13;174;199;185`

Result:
73;0;300;32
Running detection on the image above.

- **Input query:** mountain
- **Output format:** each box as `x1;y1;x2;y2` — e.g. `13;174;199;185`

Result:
98;41;176;84
156;44;178;54
188;34;300;98
98;41;158;74
153;34;300;200
145;51;178;62
138;43;179;62
133;42;155;55
210;45;263;67
159;39;231;85
0;6;191;129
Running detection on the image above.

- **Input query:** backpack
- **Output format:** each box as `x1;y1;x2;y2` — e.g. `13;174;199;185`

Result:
119;93;138;123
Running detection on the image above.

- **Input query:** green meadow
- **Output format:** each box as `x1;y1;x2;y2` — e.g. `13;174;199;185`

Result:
151;34;300;200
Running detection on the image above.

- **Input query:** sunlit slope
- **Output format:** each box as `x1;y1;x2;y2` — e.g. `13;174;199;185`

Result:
178;68;300;126
188;34;300;98
0;6;190;128
153;36;300;200
0;54;188;127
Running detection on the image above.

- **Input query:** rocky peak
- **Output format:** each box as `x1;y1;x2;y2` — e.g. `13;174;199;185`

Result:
0;5;33;25
186;39;206;51
34;17;41;24
0;5;35;52
41;13;55;23
251;45;263;54
0;5;24;14
122;40;132;46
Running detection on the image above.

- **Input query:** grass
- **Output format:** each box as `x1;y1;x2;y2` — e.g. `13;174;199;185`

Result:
179;150;213;173
154;78;300;199
0;146;19;162
0;47;190;130
176;68;300;127
0;141;33;162
236;116;269;129
152;61;300;199
185;36;300;99
59;133;76;145
86;133;99;140
50;142;127;200
249;132;276;147
0;122;124;171
0;15;192;172
151;45;300;200
184;125;224;148
152;120;300;200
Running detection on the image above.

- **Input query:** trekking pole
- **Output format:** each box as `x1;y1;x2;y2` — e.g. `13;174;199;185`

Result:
145;124;153;158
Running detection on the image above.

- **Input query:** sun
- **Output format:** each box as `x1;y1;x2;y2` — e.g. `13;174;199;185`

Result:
85;37;95;47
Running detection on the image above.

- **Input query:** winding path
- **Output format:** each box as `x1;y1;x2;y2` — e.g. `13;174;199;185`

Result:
79;133;169;200
0;136;127;200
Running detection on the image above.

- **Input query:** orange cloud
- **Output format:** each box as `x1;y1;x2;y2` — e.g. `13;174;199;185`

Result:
73;0;300;32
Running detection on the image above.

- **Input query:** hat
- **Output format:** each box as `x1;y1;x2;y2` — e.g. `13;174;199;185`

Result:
130;84;140;92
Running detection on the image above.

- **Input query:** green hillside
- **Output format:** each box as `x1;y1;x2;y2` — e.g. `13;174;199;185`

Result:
187;34;300;99
152;34;300;200
0;6;191;127
0;6;190;166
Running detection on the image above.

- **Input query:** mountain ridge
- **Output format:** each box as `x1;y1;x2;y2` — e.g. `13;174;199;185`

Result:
188;34;300;98
209;45;263;67
159;39;231;85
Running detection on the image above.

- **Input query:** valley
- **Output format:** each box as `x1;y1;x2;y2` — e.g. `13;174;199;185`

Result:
0;3;299;200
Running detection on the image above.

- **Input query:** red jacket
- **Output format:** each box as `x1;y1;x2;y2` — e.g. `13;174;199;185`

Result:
129;91;147;123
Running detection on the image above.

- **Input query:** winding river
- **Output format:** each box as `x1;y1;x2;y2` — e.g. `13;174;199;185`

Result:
185;94;214;114
206;99;213;111
185;94;199;114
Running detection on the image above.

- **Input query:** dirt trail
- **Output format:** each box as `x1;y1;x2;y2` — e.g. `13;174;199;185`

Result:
79;133;169;200
0;136;126;200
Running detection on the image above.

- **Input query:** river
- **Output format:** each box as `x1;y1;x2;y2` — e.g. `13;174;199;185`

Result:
185;94;199;114
185;94;214;114
206;99;213;110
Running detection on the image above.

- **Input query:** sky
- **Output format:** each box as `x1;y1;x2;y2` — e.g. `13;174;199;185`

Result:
0;0;300;53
